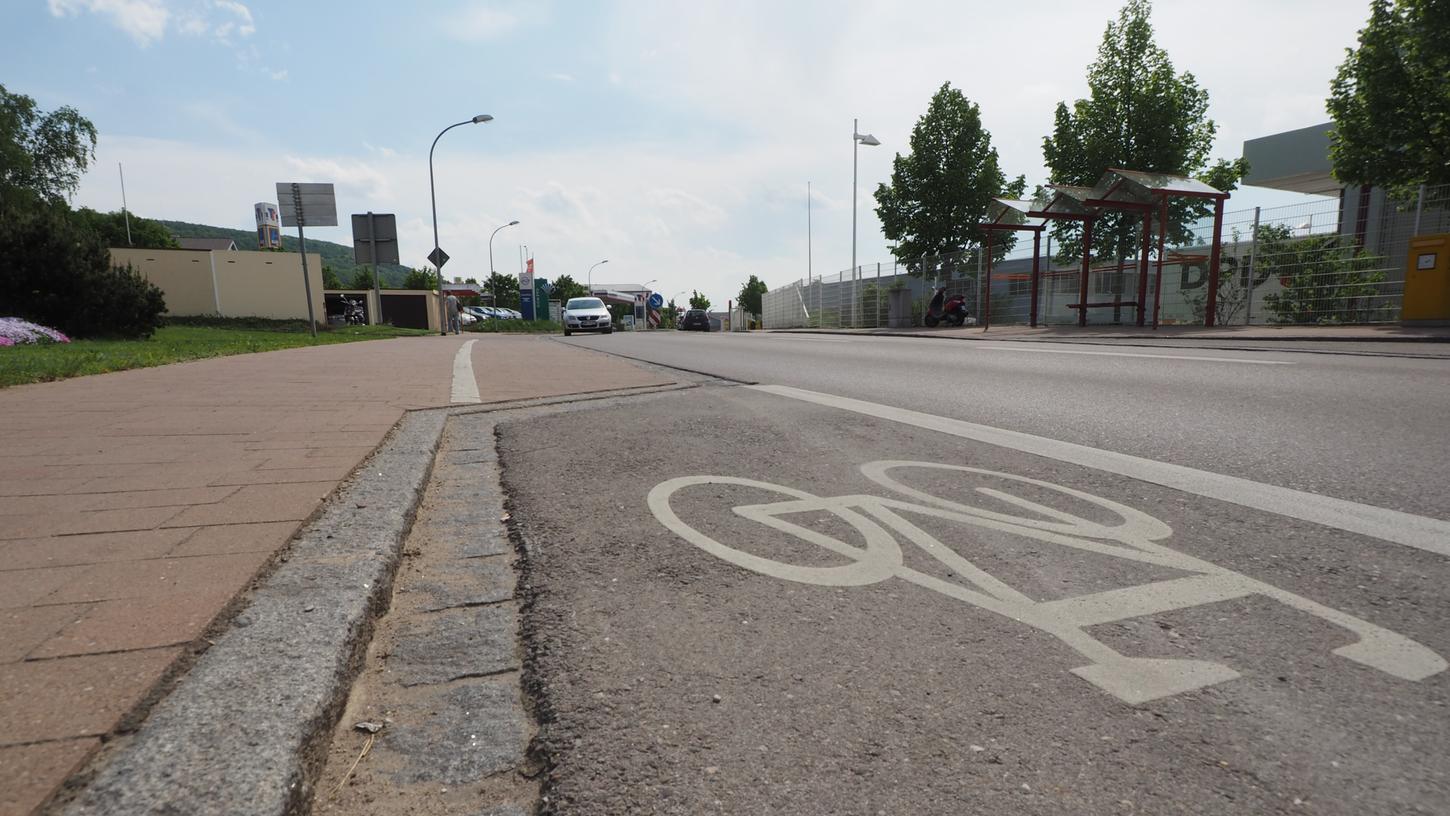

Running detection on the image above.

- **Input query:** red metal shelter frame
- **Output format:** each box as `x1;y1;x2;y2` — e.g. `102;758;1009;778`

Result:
978;170;1230;330
979;199;1046;328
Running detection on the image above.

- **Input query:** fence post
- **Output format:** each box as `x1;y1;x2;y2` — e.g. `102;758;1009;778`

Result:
876;262;882;327
976;249;983;317
1245;206;1261;325
1413;184;1426;236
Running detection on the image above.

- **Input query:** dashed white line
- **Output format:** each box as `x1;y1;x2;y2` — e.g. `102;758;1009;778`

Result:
748;384;1450;557
451;339;481;404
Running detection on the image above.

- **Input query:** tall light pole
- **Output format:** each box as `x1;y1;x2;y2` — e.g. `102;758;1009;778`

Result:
588;259;609;293
429;113;492;335
852;119;880;329
489;220;519;275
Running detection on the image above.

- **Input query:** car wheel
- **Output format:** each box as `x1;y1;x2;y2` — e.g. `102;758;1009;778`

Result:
604;327;613;334
564;329;572;336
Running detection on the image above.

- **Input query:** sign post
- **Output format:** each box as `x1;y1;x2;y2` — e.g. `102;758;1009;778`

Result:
352;212;399;325
276;182;337;337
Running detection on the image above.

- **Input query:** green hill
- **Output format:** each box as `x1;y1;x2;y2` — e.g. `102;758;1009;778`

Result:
159;220;413;288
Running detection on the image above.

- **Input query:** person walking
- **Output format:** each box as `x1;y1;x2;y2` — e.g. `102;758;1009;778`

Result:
445;293;461;334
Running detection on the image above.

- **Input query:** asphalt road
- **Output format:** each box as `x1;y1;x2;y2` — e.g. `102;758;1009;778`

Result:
500;332;1450;814
558;332;1450;519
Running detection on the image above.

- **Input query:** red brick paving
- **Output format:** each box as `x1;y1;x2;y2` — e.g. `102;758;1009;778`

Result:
0;334;672;814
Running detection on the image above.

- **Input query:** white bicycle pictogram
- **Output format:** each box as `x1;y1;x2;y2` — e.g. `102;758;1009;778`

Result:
647;460;1446;704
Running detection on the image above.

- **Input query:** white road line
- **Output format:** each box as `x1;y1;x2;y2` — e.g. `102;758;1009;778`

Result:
975;344;1293;365
747;384;1450;558
451;339;481;404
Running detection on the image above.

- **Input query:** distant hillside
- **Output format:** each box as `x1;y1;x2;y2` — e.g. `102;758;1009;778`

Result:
159;220;413;288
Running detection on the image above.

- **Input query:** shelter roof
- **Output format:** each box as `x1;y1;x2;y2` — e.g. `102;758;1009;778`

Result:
1094;168;1226;202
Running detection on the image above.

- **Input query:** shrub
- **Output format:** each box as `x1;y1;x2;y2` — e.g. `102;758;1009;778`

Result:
0;317;70;346
0;205;167;338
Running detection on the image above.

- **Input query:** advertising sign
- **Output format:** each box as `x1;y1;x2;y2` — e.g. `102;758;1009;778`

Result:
519;258;536;320
254;202;281;249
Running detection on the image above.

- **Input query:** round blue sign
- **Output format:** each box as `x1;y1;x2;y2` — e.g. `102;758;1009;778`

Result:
647;293;664;309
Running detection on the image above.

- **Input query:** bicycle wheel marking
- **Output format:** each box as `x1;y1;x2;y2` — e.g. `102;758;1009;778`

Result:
646;461;1446;704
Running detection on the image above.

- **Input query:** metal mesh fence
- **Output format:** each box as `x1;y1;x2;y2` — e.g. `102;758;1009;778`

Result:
761;184;1450;329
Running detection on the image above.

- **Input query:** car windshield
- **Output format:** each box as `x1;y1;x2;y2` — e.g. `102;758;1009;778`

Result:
567;298;605;310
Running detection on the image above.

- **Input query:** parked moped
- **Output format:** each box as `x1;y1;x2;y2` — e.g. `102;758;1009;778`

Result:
923;287;970;327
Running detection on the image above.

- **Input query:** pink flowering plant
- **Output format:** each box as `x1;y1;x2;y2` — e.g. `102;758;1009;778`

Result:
0;317;71;347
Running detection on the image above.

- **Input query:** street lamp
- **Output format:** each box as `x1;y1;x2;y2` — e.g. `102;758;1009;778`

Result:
588;259;609;293
429;113;493;335
488;220;519;275
852;119;880;329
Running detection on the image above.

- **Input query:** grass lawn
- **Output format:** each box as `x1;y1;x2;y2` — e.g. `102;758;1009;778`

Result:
1;322;430;387
465;319;565;334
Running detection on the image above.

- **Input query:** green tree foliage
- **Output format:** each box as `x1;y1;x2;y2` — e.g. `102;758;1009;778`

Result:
1042;0;1245;262
736;274;769;318
348;267;375;290
0;83;97;215
484;271;521;308
1256;224;1391;324
322;265;344;289
662;298;680;328
70;208;179;249
0;206;166;338
689;290;711;311
1327;0;1450;195
874;83;1025;267
549;274;589;303
402;268;435;290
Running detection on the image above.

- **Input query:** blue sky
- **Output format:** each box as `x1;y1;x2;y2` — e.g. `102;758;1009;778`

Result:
4;1;1375;307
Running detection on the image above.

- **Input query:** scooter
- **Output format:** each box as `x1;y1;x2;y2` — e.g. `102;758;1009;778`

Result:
923;287;970;327
342;297;366;325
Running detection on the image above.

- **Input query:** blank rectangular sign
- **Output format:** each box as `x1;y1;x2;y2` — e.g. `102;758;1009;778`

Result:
275;182;338;227
352;213;400;265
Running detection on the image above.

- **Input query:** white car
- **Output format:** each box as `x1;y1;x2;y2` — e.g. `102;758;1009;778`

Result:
562;297;612;336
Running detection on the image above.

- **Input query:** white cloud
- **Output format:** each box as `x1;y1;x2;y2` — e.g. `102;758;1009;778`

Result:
447;2;551;42
48;0;170;47
269;68;288;81
212;0;254;36
549;72;575;82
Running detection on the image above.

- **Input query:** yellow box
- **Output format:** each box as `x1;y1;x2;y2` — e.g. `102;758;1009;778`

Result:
1402;233;1450;324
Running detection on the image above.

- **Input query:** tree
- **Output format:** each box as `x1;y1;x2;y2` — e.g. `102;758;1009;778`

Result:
550;274;589;303
737;274;769;318
0;83;98;216
874;83;1025;268
1327;0;1450;195
662;298;680;328
322;265;344;289
70;208;179;249
1257;224;1391;324
402;267;435;290
484;271;520;308
1042;0;1245;265
0;205;165;338
689;290;711;310
348;267;374;290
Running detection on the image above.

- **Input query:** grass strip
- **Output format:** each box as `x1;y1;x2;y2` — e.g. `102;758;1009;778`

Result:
1;323;429;387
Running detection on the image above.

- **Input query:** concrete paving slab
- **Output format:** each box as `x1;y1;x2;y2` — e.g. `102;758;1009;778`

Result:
0;740;100;816
383;680;530;785
0;648;181;744
387;605;519;687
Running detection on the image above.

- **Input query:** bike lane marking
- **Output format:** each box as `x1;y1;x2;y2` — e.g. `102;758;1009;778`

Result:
646;461;1446;703
746;384;1450;557
451;339;481;404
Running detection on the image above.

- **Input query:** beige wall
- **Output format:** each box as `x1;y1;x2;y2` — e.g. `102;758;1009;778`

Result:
111;248;326;322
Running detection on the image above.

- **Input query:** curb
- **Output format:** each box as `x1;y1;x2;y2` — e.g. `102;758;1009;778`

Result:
771;329;1450;359
59;409;448;816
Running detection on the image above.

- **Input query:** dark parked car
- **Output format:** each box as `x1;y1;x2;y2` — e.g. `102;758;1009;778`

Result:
679;309;711;331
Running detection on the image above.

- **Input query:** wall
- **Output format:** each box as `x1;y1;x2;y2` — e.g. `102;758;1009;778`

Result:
111;248;325;321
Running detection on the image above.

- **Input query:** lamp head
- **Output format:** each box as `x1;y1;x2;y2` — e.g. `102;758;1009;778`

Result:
472;114;494;124
508;220;519;226
856;132;881;146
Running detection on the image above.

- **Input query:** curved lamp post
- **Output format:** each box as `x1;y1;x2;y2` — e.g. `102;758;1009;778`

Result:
852;119;880;329
488;220;519;307
429;113;492;335
588;259;609;293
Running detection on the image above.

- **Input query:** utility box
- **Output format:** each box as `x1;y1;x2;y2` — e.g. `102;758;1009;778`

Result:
887;288;914;328
1403;233;1450;326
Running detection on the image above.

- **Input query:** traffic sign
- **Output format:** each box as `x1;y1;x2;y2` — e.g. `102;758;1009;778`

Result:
427;247;450;269
648;292;664;309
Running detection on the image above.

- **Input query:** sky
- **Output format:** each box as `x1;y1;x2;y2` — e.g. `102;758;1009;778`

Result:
3;0;1374;308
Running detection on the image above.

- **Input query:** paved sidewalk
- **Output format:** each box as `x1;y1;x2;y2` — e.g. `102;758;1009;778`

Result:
777;323;1450;343
0;334;670;816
